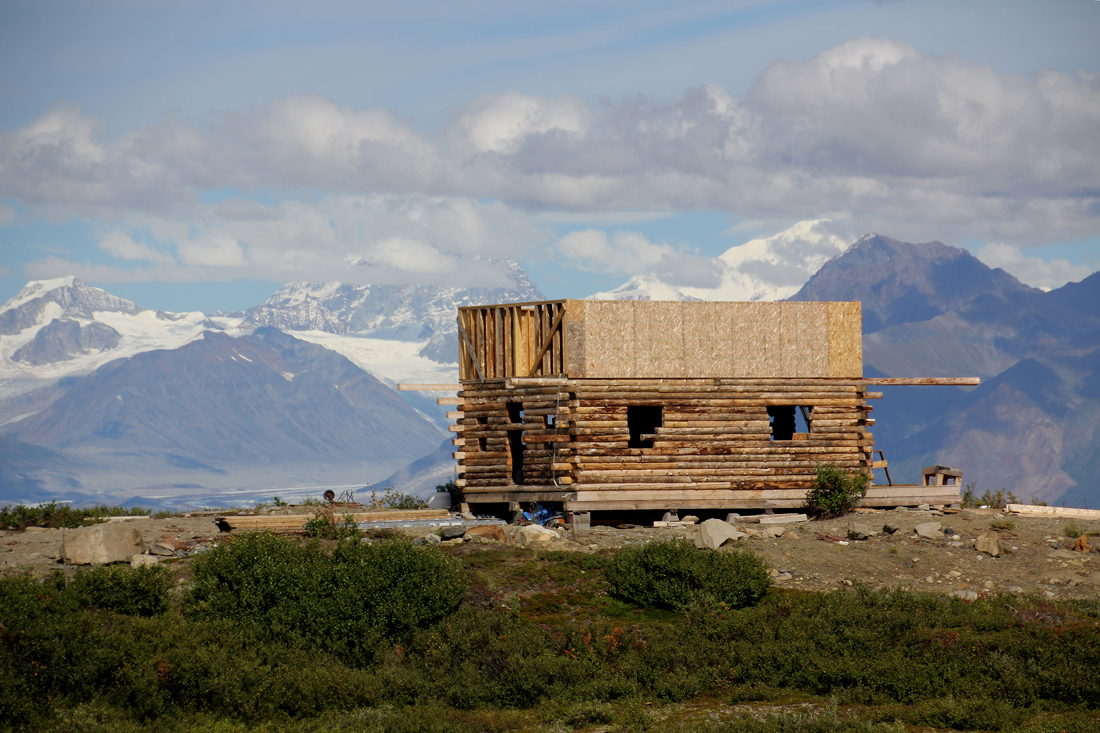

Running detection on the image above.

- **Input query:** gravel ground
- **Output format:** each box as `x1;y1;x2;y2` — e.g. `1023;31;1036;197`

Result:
3;507;1098;600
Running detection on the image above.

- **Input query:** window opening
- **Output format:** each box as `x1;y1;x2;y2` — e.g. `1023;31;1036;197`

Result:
506;402;525;485
767;405;796;441
627;405;663;449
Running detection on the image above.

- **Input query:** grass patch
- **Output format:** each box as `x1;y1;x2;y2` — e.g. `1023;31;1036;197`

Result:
0;502;152;530
3;541;1100;731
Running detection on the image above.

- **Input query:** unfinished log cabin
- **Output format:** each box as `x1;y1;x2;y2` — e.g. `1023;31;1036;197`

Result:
447;299;970;514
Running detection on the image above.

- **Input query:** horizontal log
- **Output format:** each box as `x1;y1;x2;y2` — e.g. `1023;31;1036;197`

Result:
862;377;980;386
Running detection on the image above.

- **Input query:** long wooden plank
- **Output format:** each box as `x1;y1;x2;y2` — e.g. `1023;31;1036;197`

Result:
1006;504;1100;519
863;377;980;386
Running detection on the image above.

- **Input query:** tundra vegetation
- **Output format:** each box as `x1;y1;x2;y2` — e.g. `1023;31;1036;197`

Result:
1;530;1099;732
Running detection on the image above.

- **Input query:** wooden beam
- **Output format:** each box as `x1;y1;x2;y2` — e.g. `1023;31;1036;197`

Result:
526;305;567;377
862;377;980;386
456;315;487;382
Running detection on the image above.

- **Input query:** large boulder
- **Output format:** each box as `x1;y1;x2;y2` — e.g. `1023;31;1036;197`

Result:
975;530;1002;557
62;523;145;565
914;522;943;540
515;525;559;547
694;518;747;549
465;525;506;543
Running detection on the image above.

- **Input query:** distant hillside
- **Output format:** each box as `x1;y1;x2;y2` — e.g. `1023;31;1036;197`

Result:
1;328;445;503
792;235;1100;505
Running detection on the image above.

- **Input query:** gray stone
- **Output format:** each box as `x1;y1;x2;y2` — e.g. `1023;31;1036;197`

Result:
917;504;931;511
130;554;159;568
680;515;699;524
882;520;901;534
150;544;176;556
847;522;871;541
694;518;747;549
1008;586;1023;593
894;506;910;512
914;522;943;540
974;531;1001;557
725;513;742;524
440;526;467;540
661;511;679;523
61;523;145;565
515;524;559;547
951;590;979;601
942;527;955;536
423;533;442;545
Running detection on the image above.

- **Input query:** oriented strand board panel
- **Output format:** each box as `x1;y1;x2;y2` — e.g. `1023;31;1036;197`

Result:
552;299;859;378
827;301;862;377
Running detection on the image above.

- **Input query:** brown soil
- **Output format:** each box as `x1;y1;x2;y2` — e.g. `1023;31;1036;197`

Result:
2;507;1097;600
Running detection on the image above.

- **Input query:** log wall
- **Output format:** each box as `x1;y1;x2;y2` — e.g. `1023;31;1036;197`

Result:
454;377;876;511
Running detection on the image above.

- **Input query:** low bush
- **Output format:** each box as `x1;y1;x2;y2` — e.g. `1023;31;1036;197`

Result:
67;564;172;617
1064;522;1084;539
805;464;869;518
0;502;150;530
185;533;466;659
605;539;769;610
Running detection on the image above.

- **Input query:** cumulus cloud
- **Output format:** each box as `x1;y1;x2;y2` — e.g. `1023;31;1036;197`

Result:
2;39;1098;287
26;194;550;288
976;242;1097;290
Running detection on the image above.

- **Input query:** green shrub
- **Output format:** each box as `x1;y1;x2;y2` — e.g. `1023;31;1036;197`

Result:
1064;523;1083;539
438;478;464;508
990;519;1015;531
605;539;769;610
379;487;428;510
185;533;466;657
0;502;149;530
805;464;870;518
67;564;172;617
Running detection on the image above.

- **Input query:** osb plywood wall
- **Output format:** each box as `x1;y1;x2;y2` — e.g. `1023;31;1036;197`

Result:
563;300;861;378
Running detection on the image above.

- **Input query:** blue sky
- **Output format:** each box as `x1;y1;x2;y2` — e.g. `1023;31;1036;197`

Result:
1;0;1098;312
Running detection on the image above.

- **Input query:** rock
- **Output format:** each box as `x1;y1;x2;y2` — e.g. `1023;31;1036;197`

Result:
744;528;762;539
150;544;176;556
440;526;467;540
130;554;160;568
1008;586;1023;593
423;533;442;545
882;520;900;534
917;504;931;511
515;525;559;547
847;522;871;541
914;522;943;540
465;525;506;544
761;525;786;539
61;523;145;565
974;531;1002;557
1074;535;1092;553
441;537;464;546
951;590;979;601
694;518;747;549
725;513;742;524
661;511;679;523
680;515;699;524
942;527;955;536
894;506;910;512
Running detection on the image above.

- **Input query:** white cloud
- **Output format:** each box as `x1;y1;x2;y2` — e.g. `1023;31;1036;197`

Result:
455;92;589;155
98;231;173;264
1;39;1098;288
976;242;1097;290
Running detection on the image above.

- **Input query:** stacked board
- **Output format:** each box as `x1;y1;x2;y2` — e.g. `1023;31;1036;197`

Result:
454;377;880;512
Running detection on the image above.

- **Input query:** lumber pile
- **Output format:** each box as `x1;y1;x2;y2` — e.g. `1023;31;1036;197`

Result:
218;509;450;532
1006;504;1100;519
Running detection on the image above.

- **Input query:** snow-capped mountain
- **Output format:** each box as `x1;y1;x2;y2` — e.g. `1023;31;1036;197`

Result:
0;277;243;392
591;219;851;301
244;260;544;362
